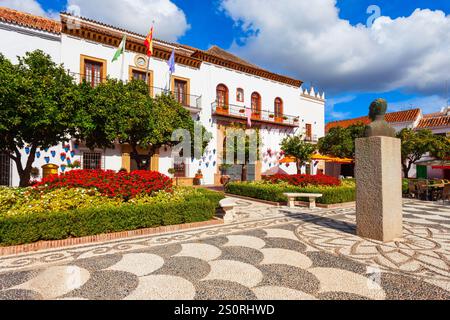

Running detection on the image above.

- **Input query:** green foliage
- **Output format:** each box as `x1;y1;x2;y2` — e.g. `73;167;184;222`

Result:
0;188;224;246
78;80;211;170
318;124;367;159
429;135;450;160
396;128;443;178
280;135;317;173
0;51;80;186
225;181;355;204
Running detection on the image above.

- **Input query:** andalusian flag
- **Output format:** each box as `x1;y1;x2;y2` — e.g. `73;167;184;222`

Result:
112;35;127;62
144;26;154;57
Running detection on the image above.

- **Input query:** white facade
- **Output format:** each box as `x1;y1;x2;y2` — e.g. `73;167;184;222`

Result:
0;10;325;186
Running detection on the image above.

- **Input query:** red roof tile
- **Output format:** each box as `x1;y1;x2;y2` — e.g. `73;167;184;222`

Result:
417;116;450;129
0;6;61;34
326;109;421;132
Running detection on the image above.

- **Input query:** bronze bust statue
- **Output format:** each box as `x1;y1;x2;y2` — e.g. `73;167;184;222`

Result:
365;98;396;137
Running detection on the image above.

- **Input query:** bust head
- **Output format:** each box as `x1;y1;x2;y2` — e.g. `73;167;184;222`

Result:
368;98;388;121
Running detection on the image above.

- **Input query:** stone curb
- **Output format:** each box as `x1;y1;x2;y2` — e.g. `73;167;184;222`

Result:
0;218;223;257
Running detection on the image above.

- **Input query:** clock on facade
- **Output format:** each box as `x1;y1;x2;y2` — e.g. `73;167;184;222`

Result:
135;55;147;68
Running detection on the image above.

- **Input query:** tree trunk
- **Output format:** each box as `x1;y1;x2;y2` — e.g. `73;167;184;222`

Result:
296;160;302;174
402;163;411;179
12;145;37;187
241;164;247;182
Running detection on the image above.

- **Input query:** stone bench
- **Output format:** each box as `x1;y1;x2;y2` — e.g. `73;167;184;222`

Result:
283;193;323;209
219;198;238;223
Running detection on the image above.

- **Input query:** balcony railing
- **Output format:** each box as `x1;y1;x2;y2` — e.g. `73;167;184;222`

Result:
68;72;202;112
211;101;300;127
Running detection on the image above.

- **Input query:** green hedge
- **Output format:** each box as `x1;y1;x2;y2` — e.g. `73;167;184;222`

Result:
225;182;355;204
0;189;224;246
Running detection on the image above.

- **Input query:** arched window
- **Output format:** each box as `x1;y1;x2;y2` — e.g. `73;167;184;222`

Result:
274;97;283;119
251;92;261;118
216;84;229;109
236;88;244;102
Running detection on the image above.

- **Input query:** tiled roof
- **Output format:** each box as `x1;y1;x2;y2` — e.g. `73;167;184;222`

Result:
326;109;421;132
206;46;260;69
417;116;450;129
0;6;61;34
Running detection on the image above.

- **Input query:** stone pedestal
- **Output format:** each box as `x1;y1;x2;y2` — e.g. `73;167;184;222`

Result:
355;136;403;242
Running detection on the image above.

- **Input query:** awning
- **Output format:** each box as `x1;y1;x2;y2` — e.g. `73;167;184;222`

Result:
279;154;354;164
432;166;450;170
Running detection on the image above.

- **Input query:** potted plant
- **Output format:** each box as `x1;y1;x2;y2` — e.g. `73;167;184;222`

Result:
282;116;289;120
30;167;40;179
194;170;203;186
269;114;275;118
168;168;176;176
195;169;203;179
219;164;232;185
239;109;245;114
294;117;299;122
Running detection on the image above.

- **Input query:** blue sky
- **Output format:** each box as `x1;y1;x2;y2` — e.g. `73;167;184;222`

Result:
10;0;450;122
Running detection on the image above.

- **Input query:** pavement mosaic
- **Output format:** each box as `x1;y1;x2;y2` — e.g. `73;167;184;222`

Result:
0;199;448;300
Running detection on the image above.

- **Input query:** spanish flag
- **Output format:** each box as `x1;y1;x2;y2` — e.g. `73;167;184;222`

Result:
144;26;154;57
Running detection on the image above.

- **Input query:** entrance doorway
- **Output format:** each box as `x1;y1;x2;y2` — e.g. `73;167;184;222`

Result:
0;152;11;186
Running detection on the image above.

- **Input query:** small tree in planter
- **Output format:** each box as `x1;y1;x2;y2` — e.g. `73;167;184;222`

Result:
281;135;317;174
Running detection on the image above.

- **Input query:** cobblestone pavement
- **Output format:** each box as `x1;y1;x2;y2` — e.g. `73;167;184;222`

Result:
0;199;448;300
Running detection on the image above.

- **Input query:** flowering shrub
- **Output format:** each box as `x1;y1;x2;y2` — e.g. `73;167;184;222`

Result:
1;188;122;217
262;174;341;187
34;170;172;199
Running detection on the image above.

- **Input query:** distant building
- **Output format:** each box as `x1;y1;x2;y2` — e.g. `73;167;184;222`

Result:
325;107;450;179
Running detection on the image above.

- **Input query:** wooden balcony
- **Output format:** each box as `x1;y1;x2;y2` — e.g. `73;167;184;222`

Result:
211;102;300;127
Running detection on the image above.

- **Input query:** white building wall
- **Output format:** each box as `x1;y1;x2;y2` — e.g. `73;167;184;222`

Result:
0;23;60;63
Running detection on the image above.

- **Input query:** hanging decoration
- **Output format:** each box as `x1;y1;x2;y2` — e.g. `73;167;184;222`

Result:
36;151;41;159
61;165;67;172
44;148;49;152
60;152;66;161
44;157;50;164
66;158;71;165
25;146;30;155
70;151;75;158
51;150;56;158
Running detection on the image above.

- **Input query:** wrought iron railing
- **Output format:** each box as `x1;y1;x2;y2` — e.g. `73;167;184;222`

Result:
211;101;300;126
68;72;202;111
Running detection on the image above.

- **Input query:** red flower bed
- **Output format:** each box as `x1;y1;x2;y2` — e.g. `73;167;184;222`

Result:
34;170;172;199
262;174;341;187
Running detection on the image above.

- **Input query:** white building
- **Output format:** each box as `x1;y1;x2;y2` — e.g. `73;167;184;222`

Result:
0;7;325;186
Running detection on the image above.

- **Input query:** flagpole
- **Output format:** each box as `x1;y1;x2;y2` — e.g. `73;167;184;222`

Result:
120;38;125;82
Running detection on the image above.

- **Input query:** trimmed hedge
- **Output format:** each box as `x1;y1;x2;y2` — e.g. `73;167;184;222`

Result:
225;182;355;204
0;189;224;246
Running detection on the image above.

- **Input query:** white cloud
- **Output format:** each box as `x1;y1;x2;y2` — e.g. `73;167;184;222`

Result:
67;0;190;42
0;0;46;16
221;0;450;96
325;95;356;120
389;95;448;115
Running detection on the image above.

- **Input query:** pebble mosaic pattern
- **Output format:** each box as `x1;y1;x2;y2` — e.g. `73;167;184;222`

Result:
0;199;448;300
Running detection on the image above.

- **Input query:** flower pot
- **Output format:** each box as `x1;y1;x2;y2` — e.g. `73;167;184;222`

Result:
220;175;231;185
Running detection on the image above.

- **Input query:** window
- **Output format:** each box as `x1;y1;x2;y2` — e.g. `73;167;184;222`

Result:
216;84;229;108
305;124;312;141
81;57;106;87
174;162;186;178
274;97;283;118
131;69;150;82
129;67;153;96
236;88;244;102
83;152;102;170
174;79;188;106
0;152;10;186
251;92;261;117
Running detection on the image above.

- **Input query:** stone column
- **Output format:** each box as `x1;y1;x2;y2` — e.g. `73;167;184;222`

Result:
355;136;403;242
